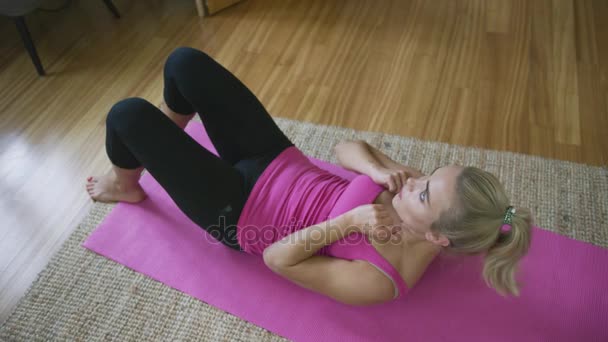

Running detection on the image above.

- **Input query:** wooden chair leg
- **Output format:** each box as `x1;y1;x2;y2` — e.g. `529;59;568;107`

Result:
102;0;121;18
13;16;45;76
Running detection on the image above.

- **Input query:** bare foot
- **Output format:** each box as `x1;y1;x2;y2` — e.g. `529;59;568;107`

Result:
86;171;147;203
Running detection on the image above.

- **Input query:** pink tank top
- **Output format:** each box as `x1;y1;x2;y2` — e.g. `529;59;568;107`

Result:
236;146;408;299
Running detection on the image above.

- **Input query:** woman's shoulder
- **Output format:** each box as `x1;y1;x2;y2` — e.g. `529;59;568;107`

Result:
370;191;439;290
369;237;439;292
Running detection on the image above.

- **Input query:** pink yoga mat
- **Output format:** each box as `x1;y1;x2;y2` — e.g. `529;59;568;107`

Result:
83;121;608;342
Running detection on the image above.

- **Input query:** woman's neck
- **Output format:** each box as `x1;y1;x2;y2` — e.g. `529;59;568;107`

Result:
400;229;442;253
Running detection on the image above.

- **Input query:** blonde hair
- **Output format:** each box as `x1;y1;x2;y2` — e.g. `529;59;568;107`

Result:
431;167;532;296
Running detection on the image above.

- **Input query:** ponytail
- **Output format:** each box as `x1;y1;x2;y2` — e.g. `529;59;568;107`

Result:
431;167;534;296
482;207;532;296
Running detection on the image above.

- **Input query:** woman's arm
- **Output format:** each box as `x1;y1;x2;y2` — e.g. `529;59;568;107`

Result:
263;204;396;267
335;139;423;175
263;205;400;305
333;140;381;176
334;140;424;192
263;214;355;268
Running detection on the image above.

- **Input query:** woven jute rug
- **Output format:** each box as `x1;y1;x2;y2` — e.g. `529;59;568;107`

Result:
1;117;607;341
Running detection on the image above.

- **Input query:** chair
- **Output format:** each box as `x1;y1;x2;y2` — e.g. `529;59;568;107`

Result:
0;0;121;76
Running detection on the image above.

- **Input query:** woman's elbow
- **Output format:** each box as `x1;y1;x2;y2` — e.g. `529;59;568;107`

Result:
334;139;367;156
262;247;290;271
262;247;277;269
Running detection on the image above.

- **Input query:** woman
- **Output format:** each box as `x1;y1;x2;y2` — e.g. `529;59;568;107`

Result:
86;47;533;306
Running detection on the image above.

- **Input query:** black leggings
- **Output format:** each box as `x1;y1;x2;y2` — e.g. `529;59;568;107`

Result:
105;47;294;251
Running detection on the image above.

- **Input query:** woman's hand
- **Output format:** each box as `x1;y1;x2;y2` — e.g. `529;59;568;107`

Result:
334;140;424;192
369;165;424;193
345;204;402;241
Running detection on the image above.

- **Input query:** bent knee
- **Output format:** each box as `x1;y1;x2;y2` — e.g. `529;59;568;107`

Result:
165;47;210;73
106;97;157;133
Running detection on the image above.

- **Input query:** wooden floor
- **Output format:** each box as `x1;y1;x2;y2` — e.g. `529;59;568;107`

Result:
1;0;607;321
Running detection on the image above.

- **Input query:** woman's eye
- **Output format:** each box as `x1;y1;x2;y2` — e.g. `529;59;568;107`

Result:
419;191;426;202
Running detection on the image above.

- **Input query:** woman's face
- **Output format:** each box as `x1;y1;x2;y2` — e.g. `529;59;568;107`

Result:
391;165;463;245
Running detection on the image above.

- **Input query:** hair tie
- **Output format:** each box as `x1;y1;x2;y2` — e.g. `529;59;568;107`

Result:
500;206;516;233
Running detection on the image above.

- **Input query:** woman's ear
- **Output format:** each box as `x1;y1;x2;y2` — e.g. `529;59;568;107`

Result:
425;232;450;247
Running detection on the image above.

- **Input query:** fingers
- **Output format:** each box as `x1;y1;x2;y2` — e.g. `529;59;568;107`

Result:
371;223;402;240
387;175;397;192
377;167;416;193
398;171;408;189
353;205;399;235
361;204;390;224
388;171;409;193
369;204;388;214
371;208;393;226
392;174;401;192
387;173;400;193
